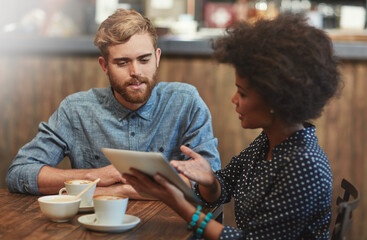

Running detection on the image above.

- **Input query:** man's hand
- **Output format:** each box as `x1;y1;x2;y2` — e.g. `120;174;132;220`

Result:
94;183;157;200
37;164;125;195
86;165;126;187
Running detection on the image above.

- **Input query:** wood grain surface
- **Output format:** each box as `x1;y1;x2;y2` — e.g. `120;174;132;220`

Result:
0;189;193;239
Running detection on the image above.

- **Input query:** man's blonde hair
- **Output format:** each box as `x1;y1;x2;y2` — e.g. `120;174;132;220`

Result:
94;9;158;59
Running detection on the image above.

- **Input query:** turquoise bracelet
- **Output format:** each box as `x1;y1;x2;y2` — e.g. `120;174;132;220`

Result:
187;205;202;231
195;212;213;238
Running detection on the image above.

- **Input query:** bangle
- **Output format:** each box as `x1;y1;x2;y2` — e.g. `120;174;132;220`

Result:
196;212;212;239
187;205;202;231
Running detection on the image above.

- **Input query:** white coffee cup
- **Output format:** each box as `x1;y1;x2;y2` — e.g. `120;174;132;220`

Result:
58;179;96;207
38;195;81;222
93;194;128;225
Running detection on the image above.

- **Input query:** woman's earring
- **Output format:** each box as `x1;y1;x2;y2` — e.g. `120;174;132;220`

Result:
270;109;274;114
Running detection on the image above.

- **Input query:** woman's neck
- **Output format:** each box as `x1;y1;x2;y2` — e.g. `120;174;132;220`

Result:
263;120;304;160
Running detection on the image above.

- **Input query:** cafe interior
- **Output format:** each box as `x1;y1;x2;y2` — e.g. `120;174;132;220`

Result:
0;0;366;239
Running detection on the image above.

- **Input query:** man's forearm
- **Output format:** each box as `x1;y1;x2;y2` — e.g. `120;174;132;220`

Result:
38;166;153;199
37;166;96;194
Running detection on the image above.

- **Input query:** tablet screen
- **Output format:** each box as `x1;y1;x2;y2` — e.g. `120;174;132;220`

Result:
101;148;200;203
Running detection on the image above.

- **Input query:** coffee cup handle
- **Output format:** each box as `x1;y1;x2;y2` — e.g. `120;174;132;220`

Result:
59;187;67;195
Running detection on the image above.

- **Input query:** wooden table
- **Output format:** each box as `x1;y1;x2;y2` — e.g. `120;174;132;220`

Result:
0;189;222;239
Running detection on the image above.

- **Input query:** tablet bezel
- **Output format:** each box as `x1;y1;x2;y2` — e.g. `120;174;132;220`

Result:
101;148;200;203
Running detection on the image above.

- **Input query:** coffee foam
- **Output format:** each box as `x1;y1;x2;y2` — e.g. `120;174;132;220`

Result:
43;196;78;203
93;195;126;200
65;179;92;185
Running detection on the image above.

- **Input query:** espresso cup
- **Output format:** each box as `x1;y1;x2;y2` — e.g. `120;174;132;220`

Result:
93;195;128;225
58;179;96;207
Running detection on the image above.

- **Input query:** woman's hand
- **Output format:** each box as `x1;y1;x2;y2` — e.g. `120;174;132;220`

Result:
123;169;185;207
171;145;217;187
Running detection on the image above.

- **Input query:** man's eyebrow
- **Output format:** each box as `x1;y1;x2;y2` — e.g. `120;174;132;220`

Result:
137;53;153;59
112;53;153;62
112;57;130;62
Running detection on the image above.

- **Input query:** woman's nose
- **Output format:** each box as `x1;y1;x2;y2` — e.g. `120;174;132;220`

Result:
231;93;238;105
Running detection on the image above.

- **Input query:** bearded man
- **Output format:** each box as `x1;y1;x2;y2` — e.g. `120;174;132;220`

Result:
6;9;220;198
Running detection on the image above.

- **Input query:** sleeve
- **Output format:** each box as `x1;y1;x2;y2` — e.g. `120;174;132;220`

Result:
194;153;247;207
179;87;221;172
6;98;75;195
223;154;331;239
218;226;244;240
197;151;332;239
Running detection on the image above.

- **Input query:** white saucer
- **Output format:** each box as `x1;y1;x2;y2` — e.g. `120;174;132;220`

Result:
78;214;140;233
78;204;94;213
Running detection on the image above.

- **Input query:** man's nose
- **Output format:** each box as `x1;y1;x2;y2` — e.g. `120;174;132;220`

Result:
129;61;141;77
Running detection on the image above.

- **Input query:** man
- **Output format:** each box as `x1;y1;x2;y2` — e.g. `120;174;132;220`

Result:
6;9;220;198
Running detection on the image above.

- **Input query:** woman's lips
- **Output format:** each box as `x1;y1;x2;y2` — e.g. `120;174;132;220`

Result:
236;111;244;120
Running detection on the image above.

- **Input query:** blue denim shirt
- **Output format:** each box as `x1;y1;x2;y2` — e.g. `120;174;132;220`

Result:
7;82;221;194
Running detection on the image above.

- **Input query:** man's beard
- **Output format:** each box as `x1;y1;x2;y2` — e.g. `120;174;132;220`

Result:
109;71;158;104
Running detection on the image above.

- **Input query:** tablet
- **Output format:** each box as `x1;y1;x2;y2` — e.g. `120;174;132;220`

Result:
101;148;200;203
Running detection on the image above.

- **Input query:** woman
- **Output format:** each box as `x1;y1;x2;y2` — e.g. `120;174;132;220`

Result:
124;14;342;239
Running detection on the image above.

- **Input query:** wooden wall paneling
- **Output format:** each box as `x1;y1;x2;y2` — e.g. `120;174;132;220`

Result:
158;57;187;83
81;57;109;89
182;57;216;110
210;62;238;227
325;61;354;201
319;60;366;239
317;64;354;238
0;57;12;189
350;61;367;239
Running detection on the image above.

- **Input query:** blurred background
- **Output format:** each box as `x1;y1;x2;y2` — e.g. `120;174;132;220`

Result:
0;0;366;38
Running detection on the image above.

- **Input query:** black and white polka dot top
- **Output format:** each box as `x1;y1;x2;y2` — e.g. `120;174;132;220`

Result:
195;123;332;239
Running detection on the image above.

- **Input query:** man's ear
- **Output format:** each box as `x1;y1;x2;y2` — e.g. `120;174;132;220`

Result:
155;48;161;68
98;56;109;75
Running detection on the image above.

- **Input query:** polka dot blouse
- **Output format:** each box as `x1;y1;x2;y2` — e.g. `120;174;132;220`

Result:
194;123;332;239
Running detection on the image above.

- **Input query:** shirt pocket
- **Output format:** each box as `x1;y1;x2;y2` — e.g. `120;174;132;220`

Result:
81;147;110;168
145;134;179;161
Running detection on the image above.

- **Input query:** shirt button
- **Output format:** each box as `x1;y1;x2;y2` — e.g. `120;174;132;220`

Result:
159;147;164;152
130;132;135;137
131;114;136;119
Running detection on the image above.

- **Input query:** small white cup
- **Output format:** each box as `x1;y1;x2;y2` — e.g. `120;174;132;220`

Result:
93;194;128;225
59;179;96;207
38;195;81;222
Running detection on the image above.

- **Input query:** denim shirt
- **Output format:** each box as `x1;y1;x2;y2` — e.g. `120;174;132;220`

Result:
7;82;221;194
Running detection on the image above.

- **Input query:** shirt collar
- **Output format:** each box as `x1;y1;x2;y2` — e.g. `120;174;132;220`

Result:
257;123;317;162
107;86;157;121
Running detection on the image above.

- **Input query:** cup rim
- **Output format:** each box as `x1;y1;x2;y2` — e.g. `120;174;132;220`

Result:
38;195;81;204
64;179;93;185
93;194;128;200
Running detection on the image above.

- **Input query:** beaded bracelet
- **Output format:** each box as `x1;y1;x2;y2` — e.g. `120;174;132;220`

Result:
187;205;202;231
195;212;213;239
